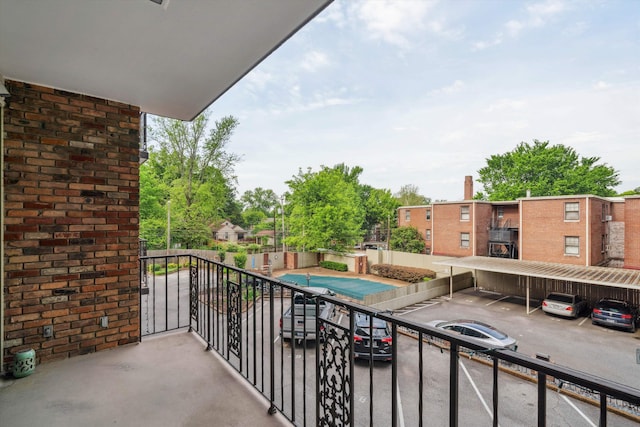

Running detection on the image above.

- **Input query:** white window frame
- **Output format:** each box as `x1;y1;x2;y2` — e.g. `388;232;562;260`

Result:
460;206;470;221
564;202;579;221
564;236;579;255
405;210;411;221
426;229;431;241
497;206;504;219
426;209;431;220
460;232;470;248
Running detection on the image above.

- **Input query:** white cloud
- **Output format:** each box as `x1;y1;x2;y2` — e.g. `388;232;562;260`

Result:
244;69;272;92
430;80;465;95
507;0;568;36
593;81;612;90
300;50;330;72
484;98;527;113
352;0;435;49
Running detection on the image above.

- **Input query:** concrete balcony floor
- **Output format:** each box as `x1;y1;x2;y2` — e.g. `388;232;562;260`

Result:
0;331;288;427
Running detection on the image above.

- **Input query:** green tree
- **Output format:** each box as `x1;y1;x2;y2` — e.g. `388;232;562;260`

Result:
362;186;400;241
390;226;426;253
285;166;365;252
476;140;620;200
394;184;431;206
241;187;279;214
148;113;241;247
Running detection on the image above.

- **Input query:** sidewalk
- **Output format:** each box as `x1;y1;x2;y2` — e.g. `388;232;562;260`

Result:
0;331;288;427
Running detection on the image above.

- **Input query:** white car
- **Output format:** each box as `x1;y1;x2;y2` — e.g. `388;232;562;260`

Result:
542;292;588;318
425;319;518;351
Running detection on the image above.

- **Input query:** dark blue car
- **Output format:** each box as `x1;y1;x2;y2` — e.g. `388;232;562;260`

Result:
592;298;638;333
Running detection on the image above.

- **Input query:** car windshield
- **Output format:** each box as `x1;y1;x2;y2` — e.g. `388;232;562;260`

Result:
597;300;627;312
547;293;574;304
355;327;389;337
468;323;508;340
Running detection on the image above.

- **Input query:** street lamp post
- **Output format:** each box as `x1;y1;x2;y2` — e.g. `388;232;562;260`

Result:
280;195;286;253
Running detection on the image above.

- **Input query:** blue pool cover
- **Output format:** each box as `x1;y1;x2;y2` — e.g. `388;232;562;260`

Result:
278;274;395;300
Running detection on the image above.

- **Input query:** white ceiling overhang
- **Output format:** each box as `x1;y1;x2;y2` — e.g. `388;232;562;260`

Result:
435;256;640;290
0;0;332;120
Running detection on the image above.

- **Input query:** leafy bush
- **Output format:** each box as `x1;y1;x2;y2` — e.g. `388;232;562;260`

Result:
370;264;436;283
234;252;247;269
218;250;226;263
247;243;261;254
226;243;240;253
319;260;348;272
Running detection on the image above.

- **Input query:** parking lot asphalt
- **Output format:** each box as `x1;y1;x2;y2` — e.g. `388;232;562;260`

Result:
398;286;640;389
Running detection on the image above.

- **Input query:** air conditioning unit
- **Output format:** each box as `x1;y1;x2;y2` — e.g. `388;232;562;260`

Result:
604;215;613;222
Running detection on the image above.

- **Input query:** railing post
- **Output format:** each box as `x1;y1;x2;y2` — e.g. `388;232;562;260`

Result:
206;259;212;351
450;342;459;427
492;356;499;427
538;370;546;427
536;353;548;427
268;280;277;415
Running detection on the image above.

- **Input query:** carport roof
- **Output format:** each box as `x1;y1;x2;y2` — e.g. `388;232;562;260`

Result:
435;256;640;290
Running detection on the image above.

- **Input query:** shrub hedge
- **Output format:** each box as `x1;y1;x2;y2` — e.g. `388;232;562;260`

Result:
319;260;348;272
370;264;436;283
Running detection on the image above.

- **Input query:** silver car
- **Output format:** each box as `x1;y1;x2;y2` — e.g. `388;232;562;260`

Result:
425;319;518;351
542;292;588;318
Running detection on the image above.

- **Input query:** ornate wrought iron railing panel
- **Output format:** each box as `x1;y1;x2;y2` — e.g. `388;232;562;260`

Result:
317;318;352;426
227;279;242;361
189;264;199;325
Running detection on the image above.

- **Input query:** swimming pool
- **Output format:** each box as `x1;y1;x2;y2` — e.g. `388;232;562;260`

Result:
278;274;395;300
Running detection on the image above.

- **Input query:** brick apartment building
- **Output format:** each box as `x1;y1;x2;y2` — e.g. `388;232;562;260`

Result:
398;176;640;270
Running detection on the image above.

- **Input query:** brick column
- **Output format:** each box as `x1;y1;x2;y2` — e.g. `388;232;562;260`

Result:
3;81;140;367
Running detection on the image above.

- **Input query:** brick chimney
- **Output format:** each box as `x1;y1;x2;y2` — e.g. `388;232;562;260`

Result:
464;176;473;200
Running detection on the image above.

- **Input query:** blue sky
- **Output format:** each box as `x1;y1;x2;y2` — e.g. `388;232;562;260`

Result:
209;0;640;201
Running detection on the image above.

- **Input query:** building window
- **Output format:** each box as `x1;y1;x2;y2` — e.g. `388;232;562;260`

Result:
460;206;470;221
425;248;431;255
497;206;504;219
405;210;411;221
564;202;579;221
426;229;431;241
564;236;579;255
426;209;431;220
460;232;470;248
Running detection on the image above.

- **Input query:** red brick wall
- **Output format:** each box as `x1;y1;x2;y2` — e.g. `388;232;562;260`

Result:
432;203;474;256
474;203;492;257
520;198;588;265
397;205;431;244
3;80;140;368
624;197;640;269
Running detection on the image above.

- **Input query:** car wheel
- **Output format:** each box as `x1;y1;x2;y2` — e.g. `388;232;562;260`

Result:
630;321;636;334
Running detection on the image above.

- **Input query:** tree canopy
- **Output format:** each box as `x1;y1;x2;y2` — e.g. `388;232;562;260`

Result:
389;226;426;254
139;113;241;248
476;140;620;201
395;184;431;206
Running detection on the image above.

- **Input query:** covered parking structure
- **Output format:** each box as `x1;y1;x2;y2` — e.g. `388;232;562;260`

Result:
435;256;640;314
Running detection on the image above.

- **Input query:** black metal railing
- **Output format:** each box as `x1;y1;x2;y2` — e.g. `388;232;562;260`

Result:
140;254;640;426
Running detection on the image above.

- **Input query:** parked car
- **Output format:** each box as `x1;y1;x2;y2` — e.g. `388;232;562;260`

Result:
280;287;336;342
591;298;638;333
353;313;393;361
541;292;588;318
425;319;518;351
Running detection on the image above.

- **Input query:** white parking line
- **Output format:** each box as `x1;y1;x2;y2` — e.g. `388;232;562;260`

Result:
486;296;510;306
460;360;499;426
396;301;441;316
561;395;596;427
578;317;589;326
